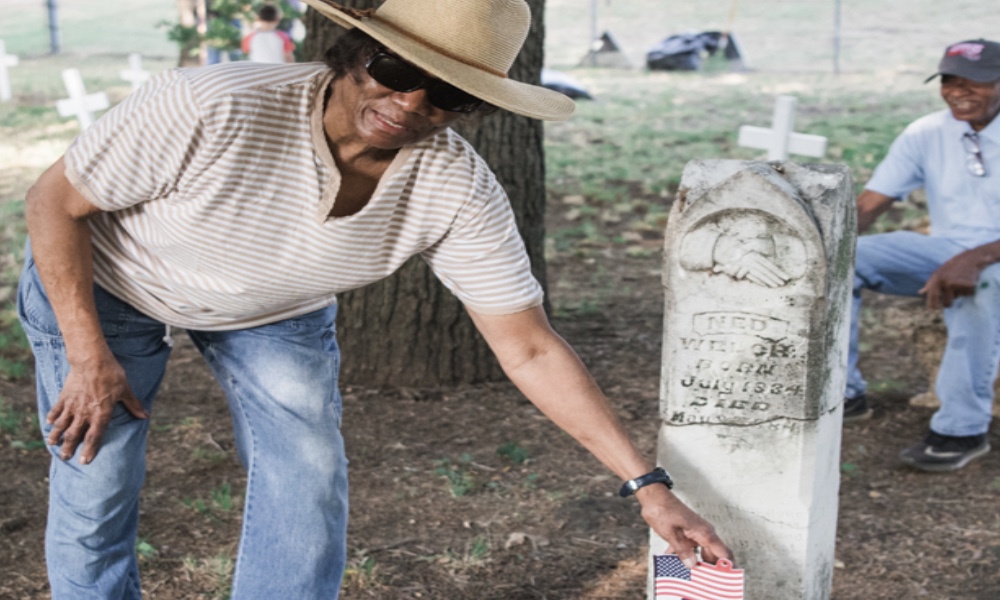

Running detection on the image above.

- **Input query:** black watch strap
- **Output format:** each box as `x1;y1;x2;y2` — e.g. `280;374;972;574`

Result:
618;467;674;498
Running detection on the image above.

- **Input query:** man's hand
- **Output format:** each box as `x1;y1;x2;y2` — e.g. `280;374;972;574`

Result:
46;353;147;464
637;483;734;568
920;248;991;310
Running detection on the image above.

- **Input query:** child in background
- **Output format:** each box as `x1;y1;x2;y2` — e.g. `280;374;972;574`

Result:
242;3;295;63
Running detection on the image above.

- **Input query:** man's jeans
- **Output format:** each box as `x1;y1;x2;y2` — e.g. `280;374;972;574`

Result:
848;230;1000;436
17;249;349;599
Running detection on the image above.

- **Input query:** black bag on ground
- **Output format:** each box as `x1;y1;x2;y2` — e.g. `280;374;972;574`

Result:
646;31;722;71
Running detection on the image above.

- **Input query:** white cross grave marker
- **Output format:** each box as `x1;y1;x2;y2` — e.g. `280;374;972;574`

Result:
0;39;19;102
56;68;110;130
738;95;828;161
120;53;150;91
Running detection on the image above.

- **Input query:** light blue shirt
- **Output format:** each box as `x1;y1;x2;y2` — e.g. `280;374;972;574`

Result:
867;109;1000;249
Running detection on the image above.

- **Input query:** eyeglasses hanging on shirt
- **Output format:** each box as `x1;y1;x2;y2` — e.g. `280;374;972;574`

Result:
962;132;987;177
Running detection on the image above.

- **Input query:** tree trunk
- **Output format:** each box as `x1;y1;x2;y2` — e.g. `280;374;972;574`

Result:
302;0;549;387
176;0;200;67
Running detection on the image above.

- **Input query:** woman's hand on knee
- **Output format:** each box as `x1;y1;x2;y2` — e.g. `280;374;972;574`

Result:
47;354;147;464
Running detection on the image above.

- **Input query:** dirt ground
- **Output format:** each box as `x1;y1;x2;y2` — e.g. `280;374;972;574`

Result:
1;197;999;600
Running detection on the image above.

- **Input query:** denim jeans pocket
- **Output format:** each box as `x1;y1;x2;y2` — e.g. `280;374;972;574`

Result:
17;260;63;339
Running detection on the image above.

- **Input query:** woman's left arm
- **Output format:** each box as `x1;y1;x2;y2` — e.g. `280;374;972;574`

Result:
467;305;733;568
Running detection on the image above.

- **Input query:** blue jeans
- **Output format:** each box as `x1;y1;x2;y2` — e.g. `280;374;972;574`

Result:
205;46;243;64
848;231;1000;436
17;249;348;599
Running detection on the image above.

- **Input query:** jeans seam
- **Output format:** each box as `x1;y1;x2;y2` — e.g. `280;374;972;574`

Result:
228;375;257;598
935;293;998;436
127;563;142;599
965;292;1000;426
989;292;1000;412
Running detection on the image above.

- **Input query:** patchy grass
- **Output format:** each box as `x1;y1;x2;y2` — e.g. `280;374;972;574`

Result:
183;481;242;521
180;553;234;600
434;454;480;498
497;441;531;465
0;395;43;450
342;555;382;593
135;537;158;561
0;199;28;381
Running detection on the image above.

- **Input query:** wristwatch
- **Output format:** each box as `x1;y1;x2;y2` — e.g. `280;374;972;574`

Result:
618;467;674;498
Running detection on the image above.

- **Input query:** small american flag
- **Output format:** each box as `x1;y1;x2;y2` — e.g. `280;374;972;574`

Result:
654;554;745;600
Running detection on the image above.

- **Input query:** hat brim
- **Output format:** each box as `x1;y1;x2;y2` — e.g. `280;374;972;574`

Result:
925;56;1000;84
924;69;1000;84
305;0;575;121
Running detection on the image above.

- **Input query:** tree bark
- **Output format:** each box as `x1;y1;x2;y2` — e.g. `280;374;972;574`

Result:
302;0;549;387
176;0;200;67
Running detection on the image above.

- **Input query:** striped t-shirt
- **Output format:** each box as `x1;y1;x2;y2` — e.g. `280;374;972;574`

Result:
64;62;543;330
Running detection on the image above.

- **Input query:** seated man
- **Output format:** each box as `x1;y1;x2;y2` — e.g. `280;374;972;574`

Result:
847;38;1000;472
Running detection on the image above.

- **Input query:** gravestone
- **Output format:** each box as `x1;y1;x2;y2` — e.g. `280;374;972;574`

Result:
0;39;19;102
738;96;828;161
650;160;855;600
580;31;632;69
120;53;151;91
56;68;109;130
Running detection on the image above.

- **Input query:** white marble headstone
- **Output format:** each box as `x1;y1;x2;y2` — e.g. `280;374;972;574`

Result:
651;160;856;600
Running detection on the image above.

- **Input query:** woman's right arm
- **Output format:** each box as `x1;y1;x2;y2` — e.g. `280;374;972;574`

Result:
25;157;147;465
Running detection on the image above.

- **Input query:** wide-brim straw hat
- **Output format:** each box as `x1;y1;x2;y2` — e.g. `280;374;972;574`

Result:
302;0;576;121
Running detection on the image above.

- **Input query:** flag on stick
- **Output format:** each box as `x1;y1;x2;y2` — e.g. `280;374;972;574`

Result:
654;554;745;600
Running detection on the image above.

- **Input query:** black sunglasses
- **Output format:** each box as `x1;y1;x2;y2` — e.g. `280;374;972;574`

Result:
365;51;484;113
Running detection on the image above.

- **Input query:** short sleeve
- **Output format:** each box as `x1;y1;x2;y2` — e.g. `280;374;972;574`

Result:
280;31;296;52
421;177;544;315
63;69;203;211
865;123;926;200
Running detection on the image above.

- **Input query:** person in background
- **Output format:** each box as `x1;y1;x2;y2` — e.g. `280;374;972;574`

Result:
19;0;732;597
846;38;1000;472
242;3;295;64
